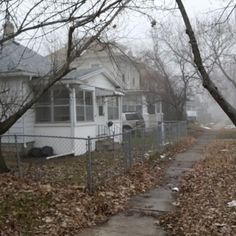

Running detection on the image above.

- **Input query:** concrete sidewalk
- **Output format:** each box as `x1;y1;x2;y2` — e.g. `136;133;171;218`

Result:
78;131;216;236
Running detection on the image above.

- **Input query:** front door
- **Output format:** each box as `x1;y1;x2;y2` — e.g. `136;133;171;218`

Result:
96;97;107;136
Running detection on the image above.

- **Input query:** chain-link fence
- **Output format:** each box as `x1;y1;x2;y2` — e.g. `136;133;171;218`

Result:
0;121;187;193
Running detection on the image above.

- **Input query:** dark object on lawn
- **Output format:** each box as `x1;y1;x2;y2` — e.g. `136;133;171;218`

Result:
28;147;42;158
41;146;54;157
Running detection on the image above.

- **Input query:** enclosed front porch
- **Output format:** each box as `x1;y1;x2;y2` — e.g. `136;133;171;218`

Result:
33;68;124;155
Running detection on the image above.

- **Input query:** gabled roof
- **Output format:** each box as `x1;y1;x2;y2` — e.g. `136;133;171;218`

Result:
63;67;121;88
63;67;98;79
0;40;50;76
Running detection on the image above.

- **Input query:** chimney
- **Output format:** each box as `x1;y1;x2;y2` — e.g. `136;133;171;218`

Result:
3;20;14;39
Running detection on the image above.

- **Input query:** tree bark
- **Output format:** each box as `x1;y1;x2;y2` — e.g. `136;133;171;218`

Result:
176;0;236;126
0;138;10;173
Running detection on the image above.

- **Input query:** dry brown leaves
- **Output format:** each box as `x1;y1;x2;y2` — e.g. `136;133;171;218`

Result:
164;136;196;158
160;139;236;236
0;162;165;235
0;137;195;235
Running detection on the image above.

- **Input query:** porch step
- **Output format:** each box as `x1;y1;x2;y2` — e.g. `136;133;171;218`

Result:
96;139;121;151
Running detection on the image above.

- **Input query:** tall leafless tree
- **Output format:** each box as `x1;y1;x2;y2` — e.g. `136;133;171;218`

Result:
175;0;236;126
141;25;198;120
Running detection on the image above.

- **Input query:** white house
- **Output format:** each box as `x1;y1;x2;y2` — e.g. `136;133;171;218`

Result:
33;67;124;155
0;21;124;156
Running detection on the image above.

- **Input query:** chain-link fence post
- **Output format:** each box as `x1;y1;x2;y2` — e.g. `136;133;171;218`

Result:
86;136;93;193
141;128;145;162
123;132;127;170
184;121;187;136
112;131;115;159
128;131;132;168
14;135;22;178
157;124;160;151
177;121;180;141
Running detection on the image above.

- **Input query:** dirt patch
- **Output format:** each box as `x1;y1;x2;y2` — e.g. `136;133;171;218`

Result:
160;139;236;236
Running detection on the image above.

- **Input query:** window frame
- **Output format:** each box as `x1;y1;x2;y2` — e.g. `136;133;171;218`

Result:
35;85;70;123
75;89;94;122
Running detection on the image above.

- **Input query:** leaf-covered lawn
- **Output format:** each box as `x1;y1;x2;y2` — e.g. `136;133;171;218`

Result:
0;137;195;235
160;139;236;236
217;128;236;139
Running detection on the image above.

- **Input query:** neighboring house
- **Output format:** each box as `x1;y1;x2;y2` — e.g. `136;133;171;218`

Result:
186;99;198;122
0;21;124;156
0;20;50;140
54;41;163;128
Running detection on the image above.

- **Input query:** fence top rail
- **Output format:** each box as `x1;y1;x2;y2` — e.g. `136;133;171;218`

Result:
164;120;187;123
0;121;187;142
89;132;123;140
0;134;88;141
0;133;124;141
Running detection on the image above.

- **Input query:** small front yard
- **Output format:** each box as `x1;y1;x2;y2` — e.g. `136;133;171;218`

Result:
0;136;195;235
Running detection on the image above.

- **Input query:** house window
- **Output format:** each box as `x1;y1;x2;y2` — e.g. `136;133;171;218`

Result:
156;102;161;113
122;95;142;113
35;91;51;122
108;97;119;120
53;86;70;122
97;97;104;116
148;104;155;114
35;85;70;123
76;89;94;121
122;74;125;83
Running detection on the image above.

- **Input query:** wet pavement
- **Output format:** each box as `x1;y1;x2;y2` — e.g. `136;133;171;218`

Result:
78;131;216;236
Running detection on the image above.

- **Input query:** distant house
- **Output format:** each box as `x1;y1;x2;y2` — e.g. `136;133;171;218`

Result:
186;100;198;122
0;21;124;156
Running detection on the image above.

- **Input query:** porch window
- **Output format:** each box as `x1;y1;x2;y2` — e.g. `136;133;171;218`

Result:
108;97;119;120
76;89;94;121
53;86;70;122
35;85;70;123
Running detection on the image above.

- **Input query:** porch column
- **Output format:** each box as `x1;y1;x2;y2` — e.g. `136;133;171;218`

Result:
142;95;149;128
70;87;76;153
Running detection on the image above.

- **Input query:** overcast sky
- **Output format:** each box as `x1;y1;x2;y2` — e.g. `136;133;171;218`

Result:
120;0;231;51
13;0;233;55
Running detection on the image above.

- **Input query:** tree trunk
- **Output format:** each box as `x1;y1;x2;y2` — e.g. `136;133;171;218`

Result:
176;0;236;126
0;155;10;173
0;138;10;173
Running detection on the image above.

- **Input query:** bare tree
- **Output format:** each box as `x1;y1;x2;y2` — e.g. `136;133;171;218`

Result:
0;0;133;172
141;25;198;120
176;0;236;126
197;18;236;90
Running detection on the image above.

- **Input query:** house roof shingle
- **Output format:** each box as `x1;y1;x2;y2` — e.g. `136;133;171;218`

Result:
0;41;50;76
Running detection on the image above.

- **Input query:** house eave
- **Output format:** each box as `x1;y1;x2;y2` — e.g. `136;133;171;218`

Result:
0;71;36;78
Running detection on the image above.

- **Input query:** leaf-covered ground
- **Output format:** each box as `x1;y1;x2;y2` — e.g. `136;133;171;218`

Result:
0;137;195;235
160;139;236;236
